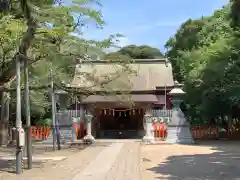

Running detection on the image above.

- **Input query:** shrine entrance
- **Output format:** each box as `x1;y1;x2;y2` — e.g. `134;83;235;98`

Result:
96;108;144;139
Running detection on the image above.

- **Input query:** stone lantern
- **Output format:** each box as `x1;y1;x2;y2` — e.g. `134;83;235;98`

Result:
54;89;78;142
83;112;95;144
169;85;185;109
55;89;69;111
166;81;194;144
142;109;155;144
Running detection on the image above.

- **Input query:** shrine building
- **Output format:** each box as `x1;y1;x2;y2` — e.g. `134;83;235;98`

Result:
67;58;175;139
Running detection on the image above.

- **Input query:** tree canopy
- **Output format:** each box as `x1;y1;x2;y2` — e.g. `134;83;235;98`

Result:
165;1;240;124
0;0;134;145
105;45;164;59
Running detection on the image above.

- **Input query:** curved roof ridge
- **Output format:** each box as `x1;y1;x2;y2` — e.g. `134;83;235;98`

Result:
81;58;168;64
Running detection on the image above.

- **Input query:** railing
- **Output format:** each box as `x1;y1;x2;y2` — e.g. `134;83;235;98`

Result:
151;109;172;117
56;110;82;117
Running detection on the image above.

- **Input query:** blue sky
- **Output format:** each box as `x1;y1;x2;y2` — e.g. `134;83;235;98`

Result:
83;0;229;52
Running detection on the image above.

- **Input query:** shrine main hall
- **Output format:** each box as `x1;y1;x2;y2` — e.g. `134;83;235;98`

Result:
67;58;175;139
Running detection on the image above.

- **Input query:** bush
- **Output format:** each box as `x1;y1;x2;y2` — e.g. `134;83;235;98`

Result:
36;118;52;126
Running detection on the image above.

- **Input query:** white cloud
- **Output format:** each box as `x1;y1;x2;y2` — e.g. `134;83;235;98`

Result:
104;37;131;52
116;37;131;47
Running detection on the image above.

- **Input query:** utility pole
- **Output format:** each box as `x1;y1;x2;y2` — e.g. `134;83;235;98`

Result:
165;84;167;109
24;58;32;169
50;69;56;151
15;54;22;174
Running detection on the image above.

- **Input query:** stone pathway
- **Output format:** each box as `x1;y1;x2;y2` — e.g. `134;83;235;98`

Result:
71;143;124;180
1;141;141;180
104;142;140;180
71;141;141;180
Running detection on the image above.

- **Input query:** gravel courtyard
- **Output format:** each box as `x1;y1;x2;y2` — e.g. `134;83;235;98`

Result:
140;141;240;180
1;140;240;180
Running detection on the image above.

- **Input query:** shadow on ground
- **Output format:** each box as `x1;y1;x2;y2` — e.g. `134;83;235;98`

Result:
0;143;90;174
0;159;45;174
147;141;240;180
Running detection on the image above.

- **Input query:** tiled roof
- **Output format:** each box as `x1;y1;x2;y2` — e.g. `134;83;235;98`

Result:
70;59;174;91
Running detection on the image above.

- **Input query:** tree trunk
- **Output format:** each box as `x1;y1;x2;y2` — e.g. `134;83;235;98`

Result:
228;116;233;138
0;91;10;147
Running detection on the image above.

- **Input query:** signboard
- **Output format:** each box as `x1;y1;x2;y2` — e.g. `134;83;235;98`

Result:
59;127;73;143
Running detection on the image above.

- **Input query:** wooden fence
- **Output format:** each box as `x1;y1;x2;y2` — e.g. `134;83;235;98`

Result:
30;126;51;140
31;124;220;141
153;124;220;140
191;125;219;140
30;124;85;141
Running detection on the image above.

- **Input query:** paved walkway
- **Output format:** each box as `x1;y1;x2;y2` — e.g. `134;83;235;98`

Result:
1;141;141;180
70;142;140;180
71;143;124;180
104;142;140;180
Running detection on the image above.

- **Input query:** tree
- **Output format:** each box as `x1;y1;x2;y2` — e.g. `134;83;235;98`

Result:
165;18;206;81
0;0;132;146
230;0;240;30
165;2;240;126
105;45;164;59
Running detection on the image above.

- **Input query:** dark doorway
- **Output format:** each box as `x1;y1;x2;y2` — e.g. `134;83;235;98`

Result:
98;108;143;138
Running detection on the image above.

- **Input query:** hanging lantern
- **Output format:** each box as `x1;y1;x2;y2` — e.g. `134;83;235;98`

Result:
113;110;115;116
104;109;107;115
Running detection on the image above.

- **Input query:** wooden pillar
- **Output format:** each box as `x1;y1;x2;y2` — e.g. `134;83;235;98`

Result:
78;103;85;139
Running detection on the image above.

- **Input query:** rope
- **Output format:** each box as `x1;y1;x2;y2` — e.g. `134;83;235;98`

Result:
94;106;147;112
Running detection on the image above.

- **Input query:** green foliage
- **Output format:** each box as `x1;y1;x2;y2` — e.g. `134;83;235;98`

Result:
165;2;240;123
106;45;164;59
35;118;52;126
230;0;240;29
0;0;132;123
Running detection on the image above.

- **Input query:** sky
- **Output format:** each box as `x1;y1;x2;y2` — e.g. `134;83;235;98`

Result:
83;0;229;53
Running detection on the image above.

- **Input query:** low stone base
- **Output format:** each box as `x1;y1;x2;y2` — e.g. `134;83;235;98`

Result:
166;126;194;144
142;135;155;144
83;134;95;144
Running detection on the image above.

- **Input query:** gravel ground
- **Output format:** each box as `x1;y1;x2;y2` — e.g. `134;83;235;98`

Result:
140;141;240;180
0;142;90;176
